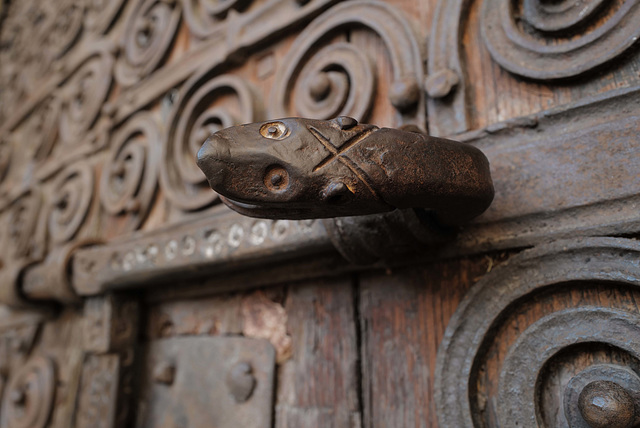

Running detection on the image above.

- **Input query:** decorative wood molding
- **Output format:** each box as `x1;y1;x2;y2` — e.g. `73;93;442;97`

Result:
481;0;640;80
427;0;640;136
435;237;640;427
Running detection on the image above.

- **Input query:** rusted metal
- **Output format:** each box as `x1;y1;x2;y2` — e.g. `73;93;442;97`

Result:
138;336;275;428
197;116;494;225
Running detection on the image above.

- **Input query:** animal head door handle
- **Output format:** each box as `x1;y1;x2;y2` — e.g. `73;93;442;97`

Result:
196;117;494;226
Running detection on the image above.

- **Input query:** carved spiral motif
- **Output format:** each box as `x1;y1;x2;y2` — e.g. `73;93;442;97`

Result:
40;0;84;61
160;74;259;210
4;357;56;428
481;0;640;79
521;0;607;32
25;97;60;162
270;1;424;125
0;140;12;185
292;43;375;121
100;112;161;228
436;238;640;428
85;0;127;34
7;191;42;259
49;163;94;244
181;0;248;38
115;0;181;87
0;65;27;125
60;52;114;146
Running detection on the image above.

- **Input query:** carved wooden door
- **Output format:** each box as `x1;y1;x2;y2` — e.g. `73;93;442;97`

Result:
0;0;639;427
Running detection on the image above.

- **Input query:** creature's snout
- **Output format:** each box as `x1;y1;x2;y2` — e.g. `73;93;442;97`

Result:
196;133;229;190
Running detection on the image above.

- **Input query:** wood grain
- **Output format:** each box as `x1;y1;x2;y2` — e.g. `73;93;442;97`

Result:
358;257;497;428
276;276;362;428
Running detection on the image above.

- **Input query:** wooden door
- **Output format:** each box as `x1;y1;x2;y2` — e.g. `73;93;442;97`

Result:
0;0;639;427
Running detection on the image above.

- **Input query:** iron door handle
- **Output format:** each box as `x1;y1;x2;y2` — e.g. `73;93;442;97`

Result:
196;116;494;226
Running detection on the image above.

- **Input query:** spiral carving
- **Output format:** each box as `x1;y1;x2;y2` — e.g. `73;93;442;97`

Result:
181;0;249;38
481;0;640;79
115;0;181;87
4;357;56;428
7;190;42;259
270;1;424;125
25;97;60;162
100;112;160;229
292;43;375;121
160;73;260;211
85;0;127;35
0;64;28;125
0;140;12;186
40;0;84;61
436;237;640;428
59;52;114;146
49;163;94;244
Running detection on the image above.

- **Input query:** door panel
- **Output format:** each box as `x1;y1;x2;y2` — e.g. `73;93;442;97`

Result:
0;0;638;427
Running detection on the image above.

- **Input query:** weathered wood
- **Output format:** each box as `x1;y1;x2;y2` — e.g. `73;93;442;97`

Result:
276;277;362;428
358;257;500;428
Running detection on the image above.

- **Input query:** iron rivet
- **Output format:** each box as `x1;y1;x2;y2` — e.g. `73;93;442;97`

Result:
578;380;635;428
153;361;176;385
226;362;256;403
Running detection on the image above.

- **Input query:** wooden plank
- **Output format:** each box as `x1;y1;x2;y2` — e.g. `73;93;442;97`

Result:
359;258;496;428
276;276;362;428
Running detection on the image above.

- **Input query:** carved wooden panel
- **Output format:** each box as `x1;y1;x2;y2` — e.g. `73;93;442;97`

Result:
428;0;640;135
0;0;639;426
436;238;640;427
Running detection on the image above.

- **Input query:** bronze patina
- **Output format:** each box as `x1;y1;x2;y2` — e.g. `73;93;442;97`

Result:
197;116;494;225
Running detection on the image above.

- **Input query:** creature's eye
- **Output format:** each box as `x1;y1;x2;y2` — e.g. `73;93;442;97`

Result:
260;122;289;140
264;165;289;192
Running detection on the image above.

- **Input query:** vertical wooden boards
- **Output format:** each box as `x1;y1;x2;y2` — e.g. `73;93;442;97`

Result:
276;277;362;428
359;258;493;427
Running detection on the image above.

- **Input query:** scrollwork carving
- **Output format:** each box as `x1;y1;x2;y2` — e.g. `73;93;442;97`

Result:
85;0;127;35
436;237;640;428
8;190;43;260
0;140;12;187
288;43;375;122
2;356;56;428
60;52;114;146
100;112;161;230
0;65;28;126
115;0;182;87
270;0;424;126
40;0;84;62
24;97;60;163
181;0;250;38
481;0;640;80
48;163;95;244
160;73;261;211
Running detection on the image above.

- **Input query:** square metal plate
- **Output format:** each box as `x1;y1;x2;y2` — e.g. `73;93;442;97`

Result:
137;336;275;428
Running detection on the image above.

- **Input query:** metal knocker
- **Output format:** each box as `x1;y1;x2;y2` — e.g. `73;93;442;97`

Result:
196;116;494;227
